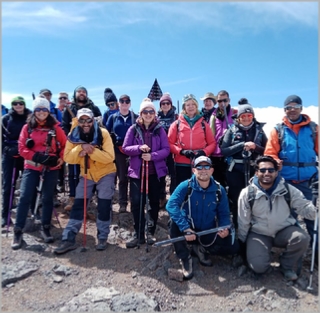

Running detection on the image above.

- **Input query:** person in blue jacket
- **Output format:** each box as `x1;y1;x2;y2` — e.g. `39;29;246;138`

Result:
2;104;9;116
166;156;239;279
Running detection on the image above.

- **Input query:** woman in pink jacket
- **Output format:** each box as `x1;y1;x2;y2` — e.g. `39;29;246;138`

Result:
168;94;216;187
11;97;67;250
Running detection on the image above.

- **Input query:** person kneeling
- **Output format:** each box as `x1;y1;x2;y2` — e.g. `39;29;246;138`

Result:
238;156;317;281
166;156;239;279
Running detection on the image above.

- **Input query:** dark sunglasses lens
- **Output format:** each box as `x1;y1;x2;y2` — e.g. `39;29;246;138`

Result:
79;118;93;124
12;102;23;106
35;108;49;113
59;97;67;100
120;99;130;104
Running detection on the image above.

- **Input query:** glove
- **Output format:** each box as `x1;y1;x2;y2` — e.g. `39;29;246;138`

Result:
32;152;59;167
115;139;124;147
180;150;195;160
4;145;19;157
194;150;206;158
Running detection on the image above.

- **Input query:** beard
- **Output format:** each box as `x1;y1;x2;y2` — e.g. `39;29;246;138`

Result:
76;95;87;104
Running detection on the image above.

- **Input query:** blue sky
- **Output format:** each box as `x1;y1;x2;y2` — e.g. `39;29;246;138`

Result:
1;1;318;121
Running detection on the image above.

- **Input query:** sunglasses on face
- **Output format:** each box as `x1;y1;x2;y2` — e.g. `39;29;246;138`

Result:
195;165;211;170
258;168;276;173
119;99;130;104
217;99;228;103
34;107;49;113
240;113;253;119
107;102;117;107
142;110;155;115
161;102;171;106
12;102;24;106
285;105;302;111
78;118;93;124
59;97;68;100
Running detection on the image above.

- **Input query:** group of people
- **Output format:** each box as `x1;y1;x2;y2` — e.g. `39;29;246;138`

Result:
1;88;318;282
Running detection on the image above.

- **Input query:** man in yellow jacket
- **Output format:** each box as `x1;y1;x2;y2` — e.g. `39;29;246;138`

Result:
54;108;116;254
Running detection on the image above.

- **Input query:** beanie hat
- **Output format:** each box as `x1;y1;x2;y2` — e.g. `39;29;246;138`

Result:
284;95;302;107
76;108;93;119
238;98;248;105
11;96;26;106
139;98;156;115
237;104;255;117
159;93;172;105
104;88;118;105
39;88;52;95
74;85;87;95
33;97;50;111
182;94;198;104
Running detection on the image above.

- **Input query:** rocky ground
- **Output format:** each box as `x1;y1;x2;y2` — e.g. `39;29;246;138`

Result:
1;187;319;312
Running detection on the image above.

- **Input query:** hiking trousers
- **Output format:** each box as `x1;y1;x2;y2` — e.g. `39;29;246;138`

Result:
246;226;310;274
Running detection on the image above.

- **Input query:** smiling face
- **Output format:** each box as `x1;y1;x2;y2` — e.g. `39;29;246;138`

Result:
192;162;214;183
34;107;50;122
141;106;155;125
78;114;93;133
239;113;254;126
184;99;197;117
256;161;278;188
12;101;25;114
284;103;302;121
204;98;215;111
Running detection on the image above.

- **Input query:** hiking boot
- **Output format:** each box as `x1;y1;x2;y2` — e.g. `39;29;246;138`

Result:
54;240;77;255
64;197;74;211
119;204;127;213
192;244;213;267
96;239;107;251
126;236;146;249
179;255;193;279
146;231;156;245
11;228;23;250
280;267;298;281
40;225;54;243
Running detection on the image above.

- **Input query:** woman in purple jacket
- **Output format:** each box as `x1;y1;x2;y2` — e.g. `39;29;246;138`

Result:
122;98;170;248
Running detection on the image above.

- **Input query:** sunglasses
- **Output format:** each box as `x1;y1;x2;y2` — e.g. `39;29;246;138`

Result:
285;105;302;111
12;102;24;106
59;97;68;100
217;99;228;103
142;110;155;115
240;113;253;119
107;102;117;107
258;168;276;173
161;102;171;106
34;107;49;113
119;99;130;104
78;118;93;124
195;165;211;170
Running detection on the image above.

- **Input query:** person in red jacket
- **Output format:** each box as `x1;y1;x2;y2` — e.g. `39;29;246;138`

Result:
11;97;67;250
168;94;216;187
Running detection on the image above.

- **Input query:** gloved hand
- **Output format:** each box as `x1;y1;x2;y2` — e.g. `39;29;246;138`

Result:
115;139;124;147
4;145;19;157
180;150;195;160
32;152;59;167
194;150;206;159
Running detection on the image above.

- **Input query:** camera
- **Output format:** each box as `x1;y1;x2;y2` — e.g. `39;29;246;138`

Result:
26;138;35;148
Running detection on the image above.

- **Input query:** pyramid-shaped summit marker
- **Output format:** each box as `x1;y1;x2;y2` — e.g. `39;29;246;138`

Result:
147;78;163;101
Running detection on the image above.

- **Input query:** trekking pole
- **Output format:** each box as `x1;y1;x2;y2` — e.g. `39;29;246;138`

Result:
6;157;18;237
81;154;89;252
223;104;229;129
145;160;150;253
137;159;145;249
307;172;319;291
242;149;251;187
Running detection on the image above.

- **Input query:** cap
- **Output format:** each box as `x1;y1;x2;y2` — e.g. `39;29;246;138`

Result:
194;156;212;167
76;108;93;119
39;88;52;95
119;94;131;101
182;94;198;104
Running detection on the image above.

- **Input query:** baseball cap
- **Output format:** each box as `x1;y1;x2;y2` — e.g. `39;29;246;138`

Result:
193;156;212;167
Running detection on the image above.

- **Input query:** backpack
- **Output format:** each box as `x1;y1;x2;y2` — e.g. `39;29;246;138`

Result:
183;178;222;203
276;121;317;144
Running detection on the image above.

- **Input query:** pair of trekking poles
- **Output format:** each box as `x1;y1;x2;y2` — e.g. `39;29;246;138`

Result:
138;159;151;252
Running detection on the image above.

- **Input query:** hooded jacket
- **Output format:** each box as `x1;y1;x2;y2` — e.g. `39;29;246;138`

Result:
238;176;316;242
64;120;116;182
166;175;231;232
